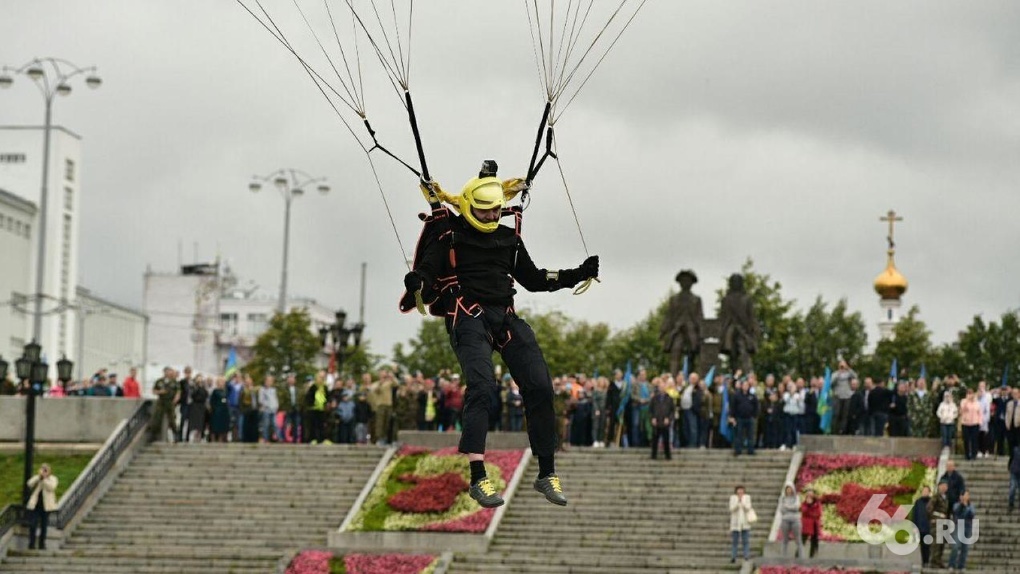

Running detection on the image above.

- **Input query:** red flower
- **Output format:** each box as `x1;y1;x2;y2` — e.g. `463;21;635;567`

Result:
423;507;495;533
827;483;914;524
387;472;469;513
344;553;436;574
397;445;432;457
286;550;332;574
796;453;934;488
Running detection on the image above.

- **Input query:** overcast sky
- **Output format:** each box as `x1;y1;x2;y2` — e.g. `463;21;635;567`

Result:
2;1;1018;362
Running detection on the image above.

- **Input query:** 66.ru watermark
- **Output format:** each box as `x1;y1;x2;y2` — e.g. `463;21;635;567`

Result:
856;494;978;555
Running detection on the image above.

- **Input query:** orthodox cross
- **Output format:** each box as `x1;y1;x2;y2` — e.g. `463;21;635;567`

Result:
879;209;903;250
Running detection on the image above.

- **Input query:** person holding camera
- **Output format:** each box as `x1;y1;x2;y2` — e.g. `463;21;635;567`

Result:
26;463;58;550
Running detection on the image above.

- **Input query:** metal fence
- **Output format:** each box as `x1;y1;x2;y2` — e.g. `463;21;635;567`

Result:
0;399;151;542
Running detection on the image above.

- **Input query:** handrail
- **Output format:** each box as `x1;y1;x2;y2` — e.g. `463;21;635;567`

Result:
0;504;21;541
52;400;151;527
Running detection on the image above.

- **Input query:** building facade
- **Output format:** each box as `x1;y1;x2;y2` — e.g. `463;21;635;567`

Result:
0;187;35;361
75;286;149;392
0;126;83;364
143;262;335;378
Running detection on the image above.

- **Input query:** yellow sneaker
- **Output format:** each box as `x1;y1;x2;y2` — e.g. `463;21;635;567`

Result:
469;477;505;508
534;474;567;506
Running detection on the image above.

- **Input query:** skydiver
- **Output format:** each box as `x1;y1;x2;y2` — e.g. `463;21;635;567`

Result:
402;160;599;508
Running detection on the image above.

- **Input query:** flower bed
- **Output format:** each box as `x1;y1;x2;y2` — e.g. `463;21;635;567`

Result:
758;567;907;574
345;446;525;533
286;550;438;574
793;453;937;542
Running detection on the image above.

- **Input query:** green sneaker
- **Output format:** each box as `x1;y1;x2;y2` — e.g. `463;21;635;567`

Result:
534;474;567;506
469;477;505;508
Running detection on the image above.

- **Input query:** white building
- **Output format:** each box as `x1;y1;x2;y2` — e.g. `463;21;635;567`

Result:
0;126;82;366
0;187;35;360
143;261;336;378
75;286;149;390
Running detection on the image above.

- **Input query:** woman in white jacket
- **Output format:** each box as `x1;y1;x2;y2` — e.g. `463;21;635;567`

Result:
26;463;58;550
937;392;958;449
729;485;755;563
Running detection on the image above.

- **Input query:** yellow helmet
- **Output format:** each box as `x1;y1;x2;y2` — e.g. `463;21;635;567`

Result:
459;176;505;233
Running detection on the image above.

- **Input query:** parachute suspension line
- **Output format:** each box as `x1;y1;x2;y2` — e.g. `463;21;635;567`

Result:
523;1;550;102
405;0;414;83
366;0;408;89
550;131;599;295
555;0;647;122
323;0;366;113
344;0;409;109
527;1;553;100
389;0;408;82
292;0;362;114
236;0;411;266
242;0;364;118
365;152;413;271
560;0;594;81
550;131;588;257
551;0;629;104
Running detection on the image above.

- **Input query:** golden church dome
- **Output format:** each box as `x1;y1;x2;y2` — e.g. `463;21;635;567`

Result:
874;250;908;300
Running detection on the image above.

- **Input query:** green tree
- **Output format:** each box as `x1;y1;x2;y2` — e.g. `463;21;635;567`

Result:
787;297;868;377
392;318;459;377
865;306;933;382
950;310;1020;385
339;342;383;376
604;299;670;375
246;309;322;384
716;258;797;377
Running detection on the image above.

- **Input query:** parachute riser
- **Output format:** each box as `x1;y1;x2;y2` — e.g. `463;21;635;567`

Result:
404;90;432;184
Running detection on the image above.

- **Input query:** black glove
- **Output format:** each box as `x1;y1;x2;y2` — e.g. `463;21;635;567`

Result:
403;271;423;293
579;255;599;279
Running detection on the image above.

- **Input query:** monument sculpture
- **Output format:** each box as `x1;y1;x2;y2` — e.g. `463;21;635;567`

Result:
719;273;760;373
660;270;704;376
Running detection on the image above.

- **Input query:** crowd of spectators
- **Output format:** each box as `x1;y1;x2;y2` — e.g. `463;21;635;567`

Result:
7;358;1020;572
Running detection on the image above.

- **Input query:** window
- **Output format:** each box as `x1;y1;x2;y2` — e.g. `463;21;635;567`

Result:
14;221;21;235
4;216;11;231
65;159;75;182
220;313;239;335
0;153;26;164
65;186;73;211
61;214;71;300
247;313;268;335
23;223;30;239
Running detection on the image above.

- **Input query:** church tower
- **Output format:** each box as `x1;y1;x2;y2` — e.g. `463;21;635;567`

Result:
874;210;908;340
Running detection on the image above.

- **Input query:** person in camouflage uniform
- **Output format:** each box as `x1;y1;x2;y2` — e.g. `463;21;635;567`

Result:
909;381;935;438
393;378;420;436
552;378;570;448
149;367;179;442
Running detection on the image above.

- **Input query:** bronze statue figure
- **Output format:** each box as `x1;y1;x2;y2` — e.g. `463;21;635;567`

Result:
660;270;704;376
719;273;759;373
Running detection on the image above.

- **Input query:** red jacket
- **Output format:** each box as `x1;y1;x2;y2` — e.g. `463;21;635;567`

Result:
801;499;822;536
122;377;141;398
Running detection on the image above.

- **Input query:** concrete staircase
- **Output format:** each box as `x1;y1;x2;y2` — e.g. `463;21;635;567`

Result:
0;443;385;574
935;456;1019;574
449;448;793;574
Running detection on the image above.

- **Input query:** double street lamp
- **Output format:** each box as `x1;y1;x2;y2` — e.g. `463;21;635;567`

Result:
1;341;74;505
1;58;102;343
319;310;365;375
249;169;330;315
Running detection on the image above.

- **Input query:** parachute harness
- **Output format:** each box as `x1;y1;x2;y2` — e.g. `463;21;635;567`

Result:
237;0;648;300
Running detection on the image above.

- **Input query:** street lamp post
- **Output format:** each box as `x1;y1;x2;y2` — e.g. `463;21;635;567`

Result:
0;58;101;345
249;169;330;315
319;309;365;375
15;340;73;505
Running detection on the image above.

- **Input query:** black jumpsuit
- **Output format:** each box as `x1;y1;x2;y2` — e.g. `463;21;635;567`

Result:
414;214;583;456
